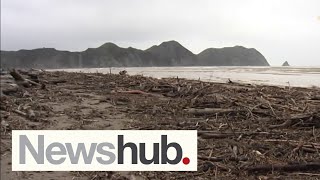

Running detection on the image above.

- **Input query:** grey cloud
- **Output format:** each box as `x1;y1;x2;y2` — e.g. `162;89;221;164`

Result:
1;0;320;66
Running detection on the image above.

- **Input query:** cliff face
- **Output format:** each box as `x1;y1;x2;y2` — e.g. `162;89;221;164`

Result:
146;41;197;66
197;46;269;66
80;43;153;67
1;41;269;68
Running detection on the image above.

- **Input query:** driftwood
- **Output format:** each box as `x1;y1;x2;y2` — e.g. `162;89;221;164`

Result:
119;70;127;75
269;113;314;129
198;155;249;162
263;139;320;148
1;70;320;179
9;69;25;81
27;73;40;83
117;90;151;95
199;133;233;139
198;131;283;139
246;162;320;173
9;69;40;87
12;109;27;117
117;90;162;97
1;85;19;95
1;74;20;95
27;109;36;120
11;108;36;120
184;108;240;115
49;79;67;84
311;95;320;100
25;79;40;86
201;161;230;172
227;78;233;84
0;91;7;99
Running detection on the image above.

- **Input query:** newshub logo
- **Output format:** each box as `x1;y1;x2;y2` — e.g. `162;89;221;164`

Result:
12;130;197;171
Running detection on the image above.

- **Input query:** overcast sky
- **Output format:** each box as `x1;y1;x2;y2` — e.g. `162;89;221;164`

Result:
1;0;320;66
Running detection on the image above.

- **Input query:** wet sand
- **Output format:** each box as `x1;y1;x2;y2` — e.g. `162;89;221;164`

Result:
56;66;320;87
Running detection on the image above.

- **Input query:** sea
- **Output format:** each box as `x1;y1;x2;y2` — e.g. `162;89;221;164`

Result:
55;66;320;88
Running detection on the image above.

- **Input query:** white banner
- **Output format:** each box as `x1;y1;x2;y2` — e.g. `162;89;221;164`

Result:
12;130;197;171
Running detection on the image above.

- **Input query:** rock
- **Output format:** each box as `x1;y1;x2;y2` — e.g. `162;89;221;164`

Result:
282;61;290;66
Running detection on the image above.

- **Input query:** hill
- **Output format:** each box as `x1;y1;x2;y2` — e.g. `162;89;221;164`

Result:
1;41;269;68
197;46;269;66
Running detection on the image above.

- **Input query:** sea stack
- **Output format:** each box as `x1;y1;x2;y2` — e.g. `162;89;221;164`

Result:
282;61;290;66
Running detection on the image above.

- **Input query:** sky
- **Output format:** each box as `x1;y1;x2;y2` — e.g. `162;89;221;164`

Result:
1;0;320;66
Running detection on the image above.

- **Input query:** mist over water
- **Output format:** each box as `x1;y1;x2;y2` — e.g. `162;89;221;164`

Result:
54;66;320;88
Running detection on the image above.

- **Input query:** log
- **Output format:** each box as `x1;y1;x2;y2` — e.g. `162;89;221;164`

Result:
10;69;25;81
117;90;150;95
184;108;240;115
198;131;283;139
13;109;27;117
201;161;230;172
49;80;67;84
246;162;320;173
10;69;40;87
198;155;248;162
269;113;314;129
117;90;162;97
311;95;320;100
263;139;320;148
25;79;40;86
1;85;19;95
199;133;233;139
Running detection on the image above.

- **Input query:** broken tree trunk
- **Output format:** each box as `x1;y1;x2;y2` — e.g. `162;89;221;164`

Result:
10;69;40;87
9;69;25;81
246;162;320;174
116;90;163;97
269;113;314;129
184;108;241;115
1;85;19;95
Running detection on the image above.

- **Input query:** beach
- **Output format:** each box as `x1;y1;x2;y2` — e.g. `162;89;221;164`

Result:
1;70;320;179
57;66;320;88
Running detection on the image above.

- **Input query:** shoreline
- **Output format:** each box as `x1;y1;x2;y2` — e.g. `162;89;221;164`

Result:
1;70;320;179
47;66;320;88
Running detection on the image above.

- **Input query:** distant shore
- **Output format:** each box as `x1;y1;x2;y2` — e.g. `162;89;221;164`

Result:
49;66;320;88
0;40;269;68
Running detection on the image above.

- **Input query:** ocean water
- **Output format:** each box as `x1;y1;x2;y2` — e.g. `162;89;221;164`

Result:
55;66;320;88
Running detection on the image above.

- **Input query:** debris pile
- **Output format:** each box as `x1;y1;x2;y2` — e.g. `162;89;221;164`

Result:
1;69;320;179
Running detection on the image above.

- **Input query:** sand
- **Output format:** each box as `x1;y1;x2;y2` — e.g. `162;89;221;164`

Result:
1;70;320;179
